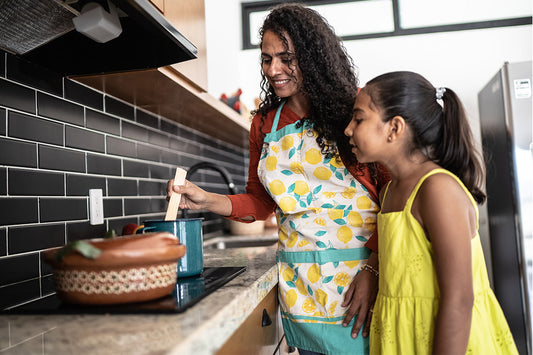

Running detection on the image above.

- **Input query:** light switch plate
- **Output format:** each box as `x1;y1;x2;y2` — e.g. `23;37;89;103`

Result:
89;188;104;225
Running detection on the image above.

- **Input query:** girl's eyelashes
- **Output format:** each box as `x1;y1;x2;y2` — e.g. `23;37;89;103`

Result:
351;116;362;125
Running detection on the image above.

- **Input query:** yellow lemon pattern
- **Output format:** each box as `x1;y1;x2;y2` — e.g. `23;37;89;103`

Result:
265;156;277;171
313;166;332;180
290;161;304;174
257;105;379;328
268;179;285;196
304;148;322;165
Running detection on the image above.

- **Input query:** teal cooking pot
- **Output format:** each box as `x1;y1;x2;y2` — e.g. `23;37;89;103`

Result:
137;218;204;277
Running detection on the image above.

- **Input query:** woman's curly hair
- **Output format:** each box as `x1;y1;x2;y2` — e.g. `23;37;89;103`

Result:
253;3;361;167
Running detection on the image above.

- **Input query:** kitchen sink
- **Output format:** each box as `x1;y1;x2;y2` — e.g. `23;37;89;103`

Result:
203;235;278;249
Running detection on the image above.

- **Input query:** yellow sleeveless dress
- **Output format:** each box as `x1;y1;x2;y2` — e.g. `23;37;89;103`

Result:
370;169;518;354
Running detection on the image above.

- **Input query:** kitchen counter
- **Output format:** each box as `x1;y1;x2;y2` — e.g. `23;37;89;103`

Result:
0;245;278;355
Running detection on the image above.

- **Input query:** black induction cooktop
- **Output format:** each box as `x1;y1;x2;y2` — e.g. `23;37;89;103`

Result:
3;266;246;314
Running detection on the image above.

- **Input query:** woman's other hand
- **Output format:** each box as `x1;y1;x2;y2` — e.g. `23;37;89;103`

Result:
341;253;379;338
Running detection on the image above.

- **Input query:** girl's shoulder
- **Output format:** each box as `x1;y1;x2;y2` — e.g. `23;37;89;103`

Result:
417;169;470;205
414;169;477;229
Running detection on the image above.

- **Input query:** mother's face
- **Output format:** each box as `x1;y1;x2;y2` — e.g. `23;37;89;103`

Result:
260;30;303;99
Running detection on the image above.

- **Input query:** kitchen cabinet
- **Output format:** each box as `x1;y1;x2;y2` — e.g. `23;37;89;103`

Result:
73;0;251;148
150;0;207;90
149;0;164;12
216;286;285;355
163;0;208;91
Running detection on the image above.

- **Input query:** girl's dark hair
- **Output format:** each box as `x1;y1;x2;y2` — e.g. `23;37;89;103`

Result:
365;71;486;204
253;3;363;169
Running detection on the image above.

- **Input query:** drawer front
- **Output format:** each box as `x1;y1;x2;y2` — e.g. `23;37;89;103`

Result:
217;286;282;355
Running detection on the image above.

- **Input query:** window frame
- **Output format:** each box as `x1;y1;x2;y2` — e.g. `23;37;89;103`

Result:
241;0;532;50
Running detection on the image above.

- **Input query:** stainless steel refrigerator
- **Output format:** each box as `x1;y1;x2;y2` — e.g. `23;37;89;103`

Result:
478;61;532;355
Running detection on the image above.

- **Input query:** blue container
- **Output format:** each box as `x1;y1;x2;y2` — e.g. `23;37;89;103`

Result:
137;218;203;277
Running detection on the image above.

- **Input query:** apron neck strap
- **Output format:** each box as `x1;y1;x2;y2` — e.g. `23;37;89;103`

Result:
271;101;286;132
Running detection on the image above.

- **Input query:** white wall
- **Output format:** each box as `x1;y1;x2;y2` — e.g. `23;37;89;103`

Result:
205;0;532;281
205;2;531;140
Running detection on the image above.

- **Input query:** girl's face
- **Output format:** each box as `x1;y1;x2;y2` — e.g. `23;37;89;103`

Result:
261;30;304;101
344;90;390;163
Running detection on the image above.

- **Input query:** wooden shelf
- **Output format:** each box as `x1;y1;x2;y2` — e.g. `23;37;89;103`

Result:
73;66;251;148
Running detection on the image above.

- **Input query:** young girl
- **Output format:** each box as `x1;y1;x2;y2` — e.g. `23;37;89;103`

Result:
344;71;518;354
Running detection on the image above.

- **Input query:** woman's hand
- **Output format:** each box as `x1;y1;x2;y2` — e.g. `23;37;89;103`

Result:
341;254;379;338
166;179;233;216
167;179;208;210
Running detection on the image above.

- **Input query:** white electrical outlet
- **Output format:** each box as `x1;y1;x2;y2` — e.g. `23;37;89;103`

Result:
89;189;104;225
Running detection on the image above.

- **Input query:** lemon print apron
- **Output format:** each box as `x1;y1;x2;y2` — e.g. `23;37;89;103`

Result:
258;102;379;354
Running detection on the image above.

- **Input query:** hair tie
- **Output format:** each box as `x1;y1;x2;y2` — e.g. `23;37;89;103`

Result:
436;87;446;100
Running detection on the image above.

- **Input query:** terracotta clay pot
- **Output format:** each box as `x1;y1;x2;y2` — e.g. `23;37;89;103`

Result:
43;232;186;305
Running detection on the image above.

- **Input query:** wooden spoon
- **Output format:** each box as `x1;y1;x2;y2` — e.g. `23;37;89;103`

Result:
165;167;187;221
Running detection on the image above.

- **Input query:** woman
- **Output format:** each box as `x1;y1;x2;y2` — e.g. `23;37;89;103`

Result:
168;4;389;354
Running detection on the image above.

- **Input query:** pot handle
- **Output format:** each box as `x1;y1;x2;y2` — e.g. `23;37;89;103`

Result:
135;225;156;234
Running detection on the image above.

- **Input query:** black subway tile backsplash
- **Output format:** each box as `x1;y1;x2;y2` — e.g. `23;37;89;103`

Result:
0;279;41;309
137;143;160;162
108;177;137;196
87;153;122;176
139;180;165;196
8;224;65;254
8;111;63;145
0;50;5;77
0;108;5;135
64;79;103;110
149;164;171;180
103;198;123;218
0;253;40;286
0;78;36;114
39;198;87;222
169;136;202;156
8;169;64;196
66;174;106;196
161;150;180;166
105;96;134;120
66;221;107;242
39;145;85;172
0;64;248;309
106;136;137;158
6;54;62;96
86;109;120;135
65;126;105;153
37;92;84;126
123;160;150;178
0;138;37;168
160;119;179;136
136;109;159;129
41;274;55;295
0;198;38;225
148;130;169;148
124;198;152;215
0;168;5;195
150;198;167;214
122;120;149;142
0;229;6;256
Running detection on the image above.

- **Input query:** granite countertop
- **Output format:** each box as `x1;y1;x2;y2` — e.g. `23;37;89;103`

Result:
0;244;278;355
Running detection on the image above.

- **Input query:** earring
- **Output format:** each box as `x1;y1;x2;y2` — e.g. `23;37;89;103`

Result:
387;136;392;142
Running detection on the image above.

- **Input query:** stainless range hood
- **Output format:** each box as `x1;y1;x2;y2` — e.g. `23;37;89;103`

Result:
0;0;197;76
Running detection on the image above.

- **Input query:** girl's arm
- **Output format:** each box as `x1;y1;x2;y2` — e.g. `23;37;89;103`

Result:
415;173;476;355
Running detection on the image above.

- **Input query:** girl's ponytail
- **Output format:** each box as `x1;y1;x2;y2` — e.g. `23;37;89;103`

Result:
436;88;486;204
365;71;486;204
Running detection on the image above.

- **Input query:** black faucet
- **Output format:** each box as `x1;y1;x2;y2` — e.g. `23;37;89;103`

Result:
182;162;239;218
